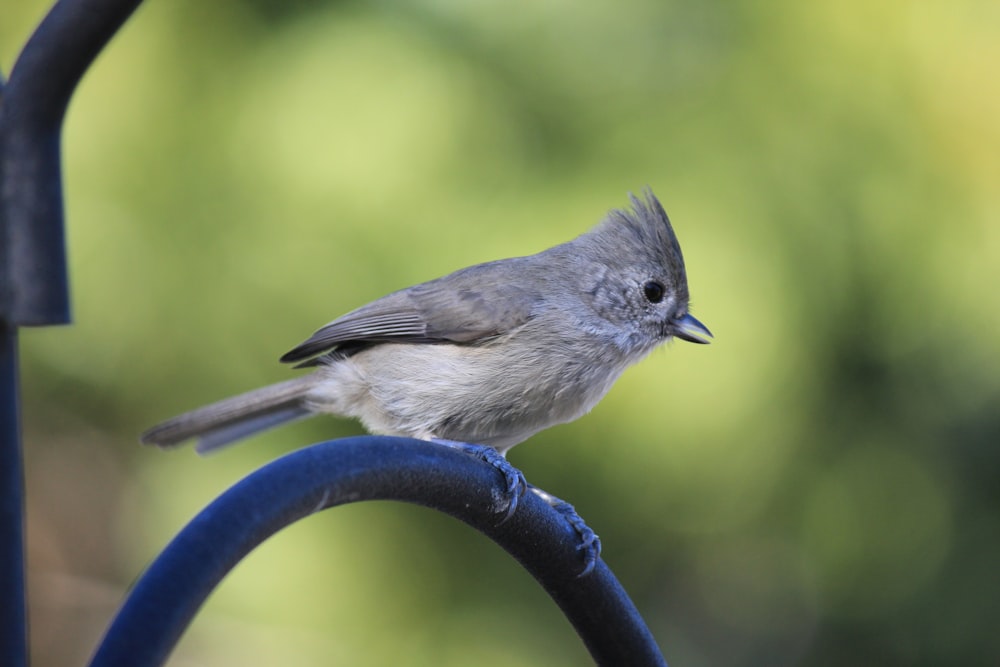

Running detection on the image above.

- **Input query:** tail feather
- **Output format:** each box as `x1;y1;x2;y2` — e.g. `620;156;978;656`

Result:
141;375;320;452
193;405;311;454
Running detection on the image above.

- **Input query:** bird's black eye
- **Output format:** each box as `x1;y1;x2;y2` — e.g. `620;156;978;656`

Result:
643;280;665;304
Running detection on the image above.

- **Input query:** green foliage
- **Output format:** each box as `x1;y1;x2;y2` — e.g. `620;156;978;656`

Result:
4;0;998;664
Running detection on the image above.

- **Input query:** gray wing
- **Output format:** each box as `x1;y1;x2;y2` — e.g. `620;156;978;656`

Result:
280;259;542;365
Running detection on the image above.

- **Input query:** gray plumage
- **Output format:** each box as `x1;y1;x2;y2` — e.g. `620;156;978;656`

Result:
141;189;711;454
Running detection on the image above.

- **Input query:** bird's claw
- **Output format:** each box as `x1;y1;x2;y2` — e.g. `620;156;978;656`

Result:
431;440;600;575
432;439;526;522
530;486;602;577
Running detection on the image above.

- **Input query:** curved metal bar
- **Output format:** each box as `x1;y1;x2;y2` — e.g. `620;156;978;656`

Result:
0;0;144;324
88;436;668;667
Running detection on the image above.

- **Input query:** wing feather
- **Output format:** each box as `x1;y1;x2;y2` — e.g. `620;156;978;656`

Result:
280;258;543;364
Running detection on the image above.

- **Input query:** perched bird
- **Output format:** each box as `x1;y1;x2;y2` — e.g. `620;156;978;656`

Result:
142;189;711;455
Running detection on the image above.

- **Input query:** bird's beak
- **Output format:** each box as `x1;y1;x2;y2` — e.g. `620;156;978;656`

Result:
673;314;713;344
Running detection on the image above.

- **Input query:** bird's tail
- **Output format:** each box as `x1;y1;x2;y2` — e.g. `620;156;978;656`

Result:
140;375;321;454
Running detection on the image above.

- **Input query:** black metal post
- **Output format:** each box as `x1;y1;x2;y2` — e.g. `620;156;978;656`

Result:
0;322;27;667
1;2;146;666
1;0;144;324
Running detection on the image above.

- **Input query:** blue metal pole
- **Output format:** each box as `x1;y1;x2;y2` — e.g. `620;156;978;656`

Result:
89;437;668;667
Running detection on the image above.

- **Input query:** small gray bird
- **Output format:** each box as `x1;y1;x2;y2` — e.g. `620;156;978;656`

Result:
141;189;711;455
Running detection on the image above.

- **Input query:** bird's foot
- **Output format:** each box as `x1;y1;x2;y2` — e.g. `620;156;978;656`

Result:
530;485;602;577
431;439;526;523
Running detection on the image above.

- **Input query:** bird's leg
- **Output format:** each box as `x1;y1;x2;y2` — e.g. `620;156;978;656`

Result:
430;440;600;576
431;439;526;522
529;485;602;577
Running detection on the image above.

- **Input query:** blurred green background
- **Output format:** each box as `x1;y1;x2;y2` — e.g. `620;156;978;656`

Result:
4;0;999;665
